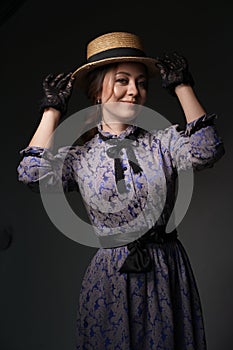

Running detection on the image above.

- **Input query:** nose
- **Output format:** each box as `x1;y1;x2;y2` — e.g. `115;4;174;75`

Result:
127;80;138;97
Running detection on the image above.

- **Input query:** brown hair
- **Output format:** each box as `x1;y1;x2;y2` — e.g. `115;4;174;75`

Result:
86;64;117;103
75;63;118;145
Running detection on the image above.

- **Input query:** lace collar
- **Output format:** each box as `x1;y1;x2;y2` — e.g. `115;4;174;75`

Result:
97;122;138;140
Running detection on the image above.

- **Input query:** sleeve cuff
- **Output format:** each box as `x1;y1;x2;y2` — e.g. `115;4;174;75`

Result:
185;113;217;137
19;146;54;161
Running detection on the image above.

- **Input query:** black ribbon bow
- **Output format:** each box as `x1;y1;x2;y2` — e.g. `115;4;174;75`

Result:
119;227;178;273
99;132;142;193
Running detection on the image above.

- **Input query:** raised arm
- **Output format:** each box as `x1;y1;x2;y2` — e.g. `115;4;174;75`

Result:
28;108;61;148
156;52;206;123
174;85;206;123
28;72;75;148
155;52;225;171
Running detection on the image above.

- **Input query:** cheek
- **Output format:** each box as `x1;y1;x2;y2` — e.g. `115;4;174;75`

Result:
139;89;147;102
113;85;126;98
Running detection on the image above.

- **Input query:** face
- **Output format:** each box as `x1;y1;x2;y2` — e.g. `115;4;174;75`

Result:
100;62;148;124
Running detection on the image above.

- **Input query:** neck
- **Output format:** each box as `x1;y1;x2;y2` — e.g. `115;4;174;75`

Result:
101;119;128;135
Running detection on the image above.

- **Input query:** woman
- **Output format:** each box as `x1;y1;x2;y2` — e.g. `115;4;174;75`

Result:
17;32;225;349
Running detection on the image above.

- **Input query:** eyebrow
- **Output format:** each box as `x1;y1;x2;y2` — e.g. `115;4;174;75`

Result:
115;71;146;78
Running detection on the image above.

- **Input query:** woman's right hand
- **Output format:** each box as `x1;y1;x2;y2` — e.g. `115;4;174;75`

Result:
39;72;75;117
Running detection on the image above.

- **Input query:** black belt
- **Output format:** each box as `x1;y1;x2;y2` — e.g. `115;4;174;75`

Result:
99;226;178;274
119;226;177;273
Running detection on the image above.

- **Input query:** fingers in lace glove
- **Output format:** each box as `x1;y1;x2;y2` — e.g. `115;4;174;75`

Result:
156;52;194;96
39;72;75;117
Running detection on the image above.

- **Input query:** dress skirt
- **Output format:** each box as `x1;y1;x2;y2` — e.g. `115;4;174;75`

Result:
76;238;207;350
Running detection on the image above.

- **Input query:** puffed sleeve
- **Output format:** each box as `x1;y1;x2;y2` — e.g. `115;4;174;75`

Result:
157;113;225;171
17;146;79;192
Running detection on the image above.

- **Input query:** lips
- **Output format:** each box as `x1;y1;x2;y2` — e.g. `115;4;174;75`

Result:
120;100;136;104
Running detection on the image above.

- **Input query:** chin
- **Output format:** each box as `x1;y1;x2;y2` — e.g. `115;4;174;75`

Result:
103;102;142;122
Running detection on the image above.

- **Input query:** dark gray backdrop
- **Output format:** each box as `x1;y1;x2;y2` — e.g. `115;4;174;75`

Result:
0;1;232;349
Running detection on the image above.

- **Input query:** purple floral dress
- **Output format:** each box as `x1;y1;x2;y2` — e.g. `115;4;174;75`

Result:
17;114;224;349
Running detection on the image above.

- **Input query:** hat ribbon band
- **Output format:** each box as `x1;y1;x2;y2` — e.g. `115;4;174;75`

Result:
87;47;146;63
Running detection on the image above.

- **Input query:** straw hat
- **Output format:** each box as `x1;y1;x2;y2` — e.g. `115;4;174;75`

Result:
72;31;158;89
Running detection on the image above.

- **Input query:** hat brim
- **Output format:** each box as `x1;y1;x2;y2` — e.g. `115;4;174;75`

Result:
71;56;159;90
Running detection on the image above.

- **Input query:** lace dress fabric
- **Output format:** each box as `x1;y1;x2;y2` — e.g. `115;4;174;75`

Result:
17;114;224;349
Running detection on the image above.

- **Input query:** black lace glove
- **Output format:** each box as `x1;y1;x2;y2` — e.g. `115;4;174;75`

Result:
156;52;194;96
39;72;75;117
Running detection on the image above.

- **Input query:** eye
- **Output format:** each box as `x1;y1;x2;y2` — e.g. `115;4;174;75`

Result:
137;80;148;90
115;78;128;85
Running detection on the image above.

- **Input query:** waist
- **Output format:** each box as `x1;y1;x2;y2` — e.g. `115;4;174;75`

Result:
98;225;178;249
119;226;178;273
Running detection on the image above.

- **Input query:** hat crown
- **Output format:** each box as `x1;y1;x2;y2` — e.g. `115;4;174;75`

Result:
72;31;158;89
87;32;145;60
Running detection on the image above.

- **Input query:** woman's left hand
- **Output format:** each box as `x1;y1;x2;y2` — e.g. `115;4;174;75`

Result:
156;52;195;96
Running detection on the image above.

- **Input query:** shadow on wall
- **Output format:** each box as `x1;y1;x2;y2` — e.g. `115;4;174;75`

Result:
0;226;13;251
